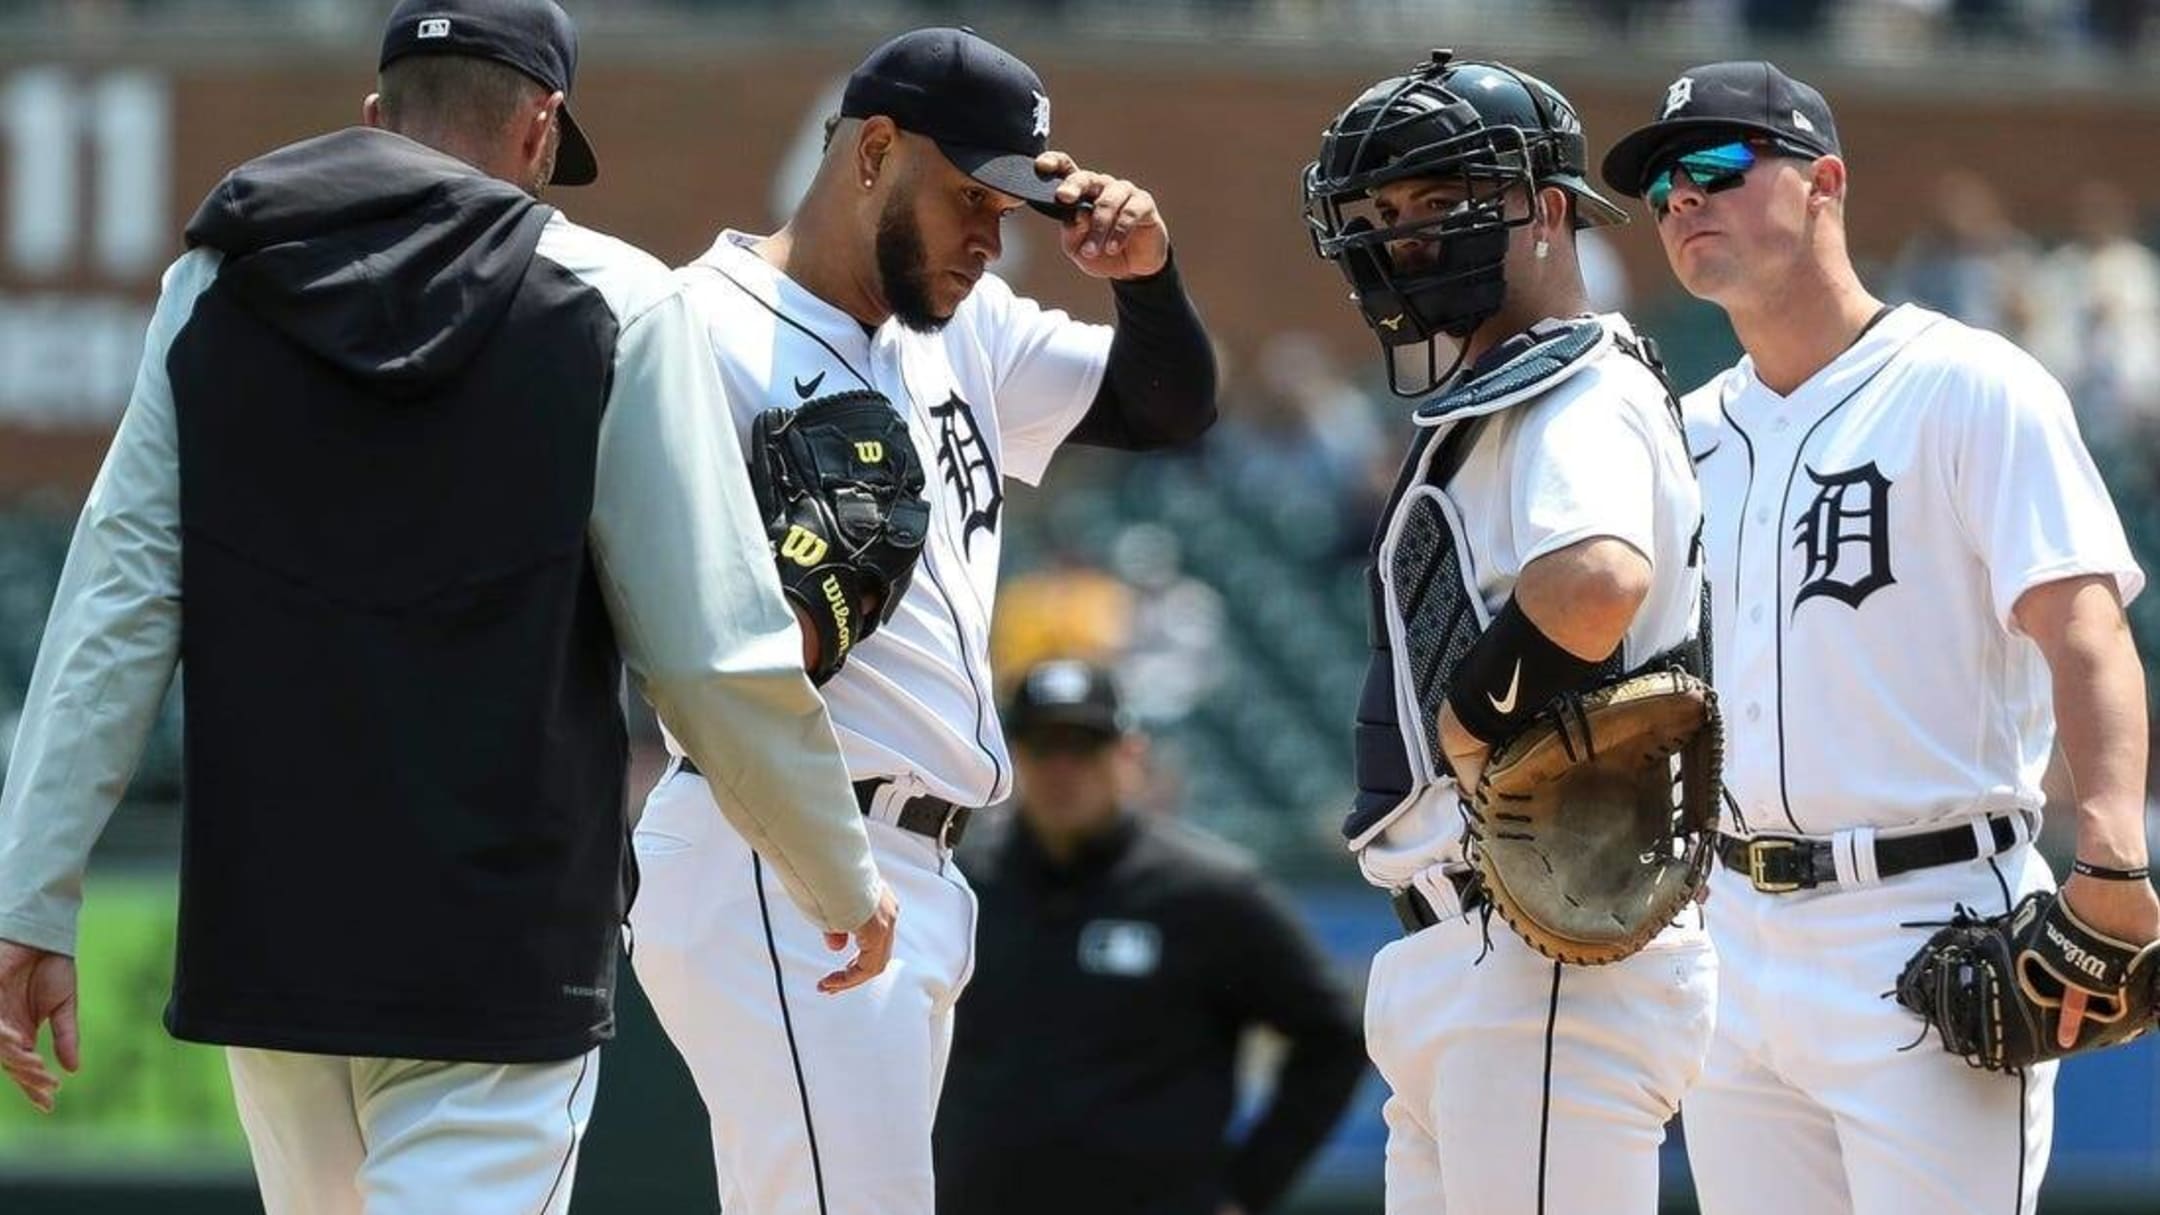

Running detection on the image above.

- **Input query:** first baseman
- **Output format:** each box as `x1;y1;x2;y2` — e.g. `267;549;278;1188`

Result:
1601;61;2154;1214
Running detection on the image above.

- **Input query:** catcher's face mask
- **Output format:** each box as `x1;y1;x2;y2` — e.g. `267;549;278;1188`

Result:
1303;52;1625;397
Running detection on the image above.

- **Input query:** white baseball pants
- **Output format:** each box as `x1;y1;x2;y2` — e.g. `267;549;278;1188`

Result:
226;1045;597;1215
1365;883;1717;1215
628;765;977;1215
1684;842;2056;1215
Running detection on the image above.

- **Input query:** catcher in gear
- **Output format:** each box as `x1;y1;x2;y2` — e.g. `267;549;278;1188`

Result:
1310;50;1719;1214
748;389;931;683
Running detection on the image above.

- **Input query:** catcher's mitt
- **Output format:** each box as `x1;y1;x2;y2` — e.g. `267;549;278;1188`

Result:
1466;668;1722;966
1894;889;2160;1072
749;390;930;685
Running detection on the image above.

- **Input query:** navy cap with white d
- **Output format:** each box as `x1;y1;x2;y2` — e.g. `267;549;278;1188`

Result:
841;27;1071;217
1600;61;1840;200
379;0;597;186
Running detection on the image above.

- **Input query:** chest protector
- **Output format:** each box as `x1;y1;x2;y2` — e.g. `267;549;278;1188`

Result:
1345;317;1705;845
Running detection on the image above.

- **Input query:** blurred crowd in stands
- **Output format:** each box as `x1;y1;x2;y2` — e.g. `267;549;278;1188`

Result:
6;0;2155;57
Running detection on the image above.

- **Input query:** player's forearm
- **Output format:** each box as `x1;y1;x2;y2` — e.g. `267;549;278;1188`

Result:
0;464;182;954
2020;575;2150;865
1068;252;1218;450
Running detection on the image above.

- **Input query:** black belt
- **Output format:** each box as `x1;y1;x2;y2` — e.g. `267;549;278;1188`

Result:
676;757;972;848
1391;870;1486;935
1716;810;2027;894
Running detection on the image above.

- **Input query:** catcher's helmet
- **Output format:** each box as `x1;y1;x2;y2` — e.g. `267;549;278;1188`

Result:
1303;51;1627;395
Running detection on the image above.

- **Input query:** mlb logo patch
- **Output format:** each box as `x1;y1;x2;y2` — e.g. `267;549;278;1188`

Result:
417;17;452;38
1078;920;1161;978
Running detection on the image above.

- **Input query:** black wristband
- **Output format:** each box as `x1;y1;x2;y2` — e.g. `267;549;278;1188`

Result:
2071;858;2152;882
1446;597;1614;744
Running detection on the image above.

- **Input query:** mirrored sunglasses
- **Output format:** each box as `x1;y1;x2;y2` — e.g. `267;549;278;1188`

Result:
1645;141;1760;215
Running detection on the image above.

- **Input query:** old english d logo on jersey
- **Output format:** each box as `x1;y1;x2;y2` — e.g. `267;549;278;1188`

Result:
931;393;1003;554
1793;462;1895;610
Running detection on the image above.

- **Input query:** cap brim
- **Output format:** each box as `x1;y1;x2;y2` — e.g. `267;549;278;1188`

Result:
1011;709;1122;738
1546;173;1632;228
550;104;597;187
936;142;1079;220
1600;117;1813;199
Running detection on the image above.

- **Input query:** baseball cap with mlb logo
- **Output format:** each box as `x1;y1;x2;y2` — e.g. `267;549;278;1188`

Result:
841;26;1074;218
1599;60;1840;200
1005;660;1128;745
379;0;598;186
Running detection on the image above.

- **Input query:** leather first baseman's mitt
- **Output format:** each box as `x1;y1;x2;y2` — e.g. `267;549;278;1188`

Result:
1465;669;1722;966
1894;889;2160;1072
749;390;930;685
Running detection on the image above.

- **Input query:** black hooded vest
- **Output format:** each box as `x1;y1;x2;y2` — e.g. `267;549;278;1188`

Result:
163;129;629;1062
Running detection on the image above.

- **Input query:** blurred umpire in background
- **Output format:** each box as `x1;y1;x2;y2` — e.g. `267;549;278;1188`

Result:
935;660;1365;1215
0;1;893;1212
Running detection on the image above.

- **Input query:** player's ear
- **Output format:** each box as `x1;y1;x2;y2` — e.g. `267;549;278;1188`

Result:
1539;185;1569;240
857;117;899;192
1808;155;1848;211
362;92;385;130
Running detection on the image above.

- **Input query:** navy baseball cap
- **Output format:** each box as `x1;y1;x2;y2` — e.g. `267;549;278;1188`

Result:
379;0;598;186
841;27;1069;217
1600;61;1840;199
1005;660;1126;740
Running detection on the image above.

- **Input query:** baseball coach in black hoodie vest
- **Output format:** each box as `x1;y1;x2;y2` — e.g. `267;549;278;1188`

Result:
0;2;900;1211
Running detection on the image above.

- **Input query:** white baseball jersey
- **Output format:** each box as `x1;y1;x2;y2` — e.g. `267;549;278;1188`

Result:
1354;314;1717;1215
1684;303;2145;837
631;230;1115;1215
1356;312;1707;885
674;230;1112;808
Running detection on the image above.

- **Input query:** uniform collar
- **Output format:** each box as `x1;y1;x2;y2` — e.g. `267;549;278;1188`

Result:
1727;303;1937;418
691;229;882;348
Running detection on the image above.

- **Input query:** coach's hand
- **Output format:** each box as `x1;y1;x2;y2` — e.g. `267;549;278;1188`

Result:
0;938;77;1112
1039;151;1169;281
819;883;899;994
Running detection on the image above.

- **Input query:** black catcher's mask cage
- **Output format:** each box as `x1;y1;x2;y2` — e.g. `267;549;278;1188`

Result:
1303;53;1609;398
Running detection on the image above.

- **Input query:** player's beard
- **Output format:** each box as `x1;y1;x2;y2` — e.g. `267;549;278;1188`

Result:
875;191;952;335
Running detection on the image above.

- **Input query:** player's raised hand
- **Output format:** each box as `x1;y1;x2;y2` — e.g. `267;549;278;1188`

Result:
820;882;899;994
0;939;78;1112
1039;151;1170;281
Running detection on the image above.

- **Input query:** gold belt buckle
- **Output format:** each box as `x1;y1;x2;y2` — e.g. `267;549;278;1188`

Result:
1747;838;1804;893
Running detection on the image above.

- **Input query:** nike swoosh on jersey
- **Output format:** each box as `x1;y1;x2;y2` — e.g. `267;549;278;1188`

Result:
794;371;826;399
1692;443;1721;465
1489;661;1521;714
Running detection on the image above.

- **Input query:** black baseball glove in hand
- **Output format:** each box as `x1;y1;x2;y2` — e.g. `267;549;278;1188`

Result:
1895;889;2160;1072
749;390;931;684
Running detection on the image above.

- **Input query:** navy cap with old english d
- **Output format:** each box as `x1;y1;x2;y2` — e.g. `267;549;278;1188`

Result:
1600;61;1840;200
379;0;598;186
841;27;1072;217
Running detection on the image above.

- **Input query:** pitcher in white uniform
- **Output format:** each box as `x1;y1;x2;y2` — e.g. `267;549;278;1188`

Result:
1302;51;1718;1214
627;26;1218;1215
1600;61;2155;1215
